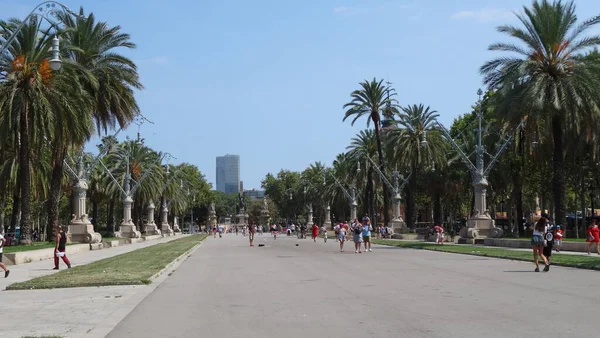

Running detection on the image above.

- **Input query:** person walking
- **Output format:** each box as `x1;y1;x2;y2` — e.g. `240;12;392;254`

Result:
530;217;549;272
554;225;563;252
0;232;10;278
311;223;319;242
320;224;328;243
248;223;256;247
586;219;600;255
54;225;71;270
351;220;363;253
338;225;347;252
433;224;444;245
362;217;373;252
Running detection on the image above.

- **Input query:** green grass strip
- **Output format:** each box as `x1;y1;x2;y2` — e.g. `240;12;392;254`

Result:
372;239;600;271
7;234;207;290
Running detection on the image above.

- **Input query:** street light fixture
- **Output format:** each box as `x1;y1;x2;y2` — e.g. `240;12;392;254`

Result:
48;35;61;71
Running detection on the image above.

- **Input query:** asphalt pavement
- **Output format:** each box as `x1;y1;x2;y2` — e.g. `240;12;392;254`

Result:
107;233;599;338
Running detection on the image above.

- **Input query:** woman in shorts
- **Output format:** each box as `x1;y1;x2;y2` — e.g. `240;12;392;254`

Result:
338;225;347;252
352;221;363;253
531;217;549;272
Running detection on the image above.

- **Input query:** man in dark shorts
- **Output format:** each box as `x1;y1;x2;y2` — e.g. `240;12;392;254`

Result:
248;223;256;246
542;213;554;272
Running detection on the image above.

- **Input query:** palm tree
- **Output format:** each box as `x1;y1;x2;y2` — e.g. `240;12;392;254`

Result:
480;0;600;226
346;129;379;221
387;104;446;228
58;8;142;132
343;78;397;225
0;17;84;243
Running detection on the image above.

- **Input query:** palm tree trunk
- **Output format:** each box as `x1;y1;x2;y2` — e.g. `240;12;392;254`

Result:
406;163;417;228
19;102;33;244
47;145;66;242
433;188;441;225
92;200;98;230
107;200;115;233
552;115;566;227
373;123;391;226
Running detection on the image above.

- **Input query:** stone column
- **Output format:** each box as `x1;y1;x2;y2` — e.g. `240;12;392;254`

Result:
323;205;331;229
173;215;181;233
115;195;141;238
388;193;406;234
144;201;161;235
460;175;503;241
307;204;314;227
69;178;102;243
160;202;174;236
350;200;357;222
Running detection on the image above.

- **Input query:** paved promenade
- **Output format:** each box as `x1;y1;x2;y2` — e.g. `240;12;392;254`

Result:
107;233;599;338
0;235;186;338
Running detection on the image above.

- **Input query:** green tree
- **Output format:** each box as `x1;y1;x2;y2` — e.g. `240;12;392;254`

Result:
480;0;600;226
343;78;397;225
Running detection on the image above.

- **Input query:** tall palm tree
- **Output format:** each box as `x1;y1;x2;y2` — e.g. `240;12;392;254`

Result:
43;9;142;239
480;0;600;226
388;104;446;228
0;17;84;243
343;78;397;225
347;129;379;220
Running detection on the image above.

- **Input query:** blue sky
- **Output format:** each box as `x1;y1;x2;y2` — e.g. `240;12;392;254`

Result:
2;0;598;190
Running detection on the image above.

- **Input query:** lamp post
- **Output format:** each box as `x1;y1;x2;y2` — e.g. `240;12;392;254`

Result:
364;155;411;233
0;2;82;69
329;162;360;222
435;89;524;240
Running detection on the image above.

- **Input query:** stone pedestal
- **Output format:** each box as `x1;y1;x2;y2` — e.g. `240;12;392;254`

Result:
460;213;503;239
173;216;181;233
388;219;407;234
306;204;314;227
69;217;102;244
160;202;174;236
69;179;102;243
323;205;332;229
115;196;141;238
144;201;161;236
236;212;249;227
459;180;503;240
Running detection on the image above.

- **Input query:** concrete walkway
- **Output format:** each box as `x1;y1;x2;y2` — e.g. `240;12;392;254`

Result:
0;235;189;338
107;233;599;338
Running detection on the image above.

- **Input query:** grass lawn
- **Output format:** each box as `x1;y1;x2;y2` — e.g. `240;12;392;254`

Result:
7;234;207;290
514;237;587;242
101;237;121;242
3;242;73;254
372;239;600;271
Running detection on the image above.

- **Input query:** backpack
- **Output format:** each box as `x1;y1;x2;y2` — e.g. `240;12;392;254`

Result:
354;226;361;235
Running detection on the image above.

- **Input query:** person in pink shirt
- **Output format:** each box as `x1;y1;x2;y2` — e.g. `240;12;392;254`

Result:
433;225;444;245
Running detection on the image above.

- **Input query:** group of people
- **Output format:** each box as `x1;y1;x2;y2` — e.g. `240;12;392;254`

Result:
333;217;374;253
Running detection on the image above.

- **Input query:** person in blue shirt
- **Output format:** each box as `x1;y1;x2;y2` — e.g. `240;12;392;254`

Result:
362;216;373;252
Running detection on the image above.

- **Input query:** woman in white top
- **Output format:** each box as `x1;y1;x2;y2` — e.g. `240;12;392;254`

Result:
338;226;346;252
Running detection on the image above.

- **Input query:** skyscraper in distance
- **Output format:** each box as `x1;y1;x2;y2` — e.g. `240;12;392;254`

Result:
216;154;240;194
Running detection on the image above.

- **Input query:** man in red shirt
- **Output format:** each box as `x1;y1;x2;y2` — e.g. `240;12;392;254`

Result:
553;225;563;252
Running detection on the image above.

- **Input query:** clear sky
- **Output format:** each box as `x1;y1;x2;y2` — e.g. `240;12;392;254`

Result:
2;0;598;190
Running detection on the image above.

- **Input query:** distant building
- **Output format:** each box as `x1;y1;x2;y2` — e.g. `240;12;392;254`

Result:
244;189;265;200
216;154;240;194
